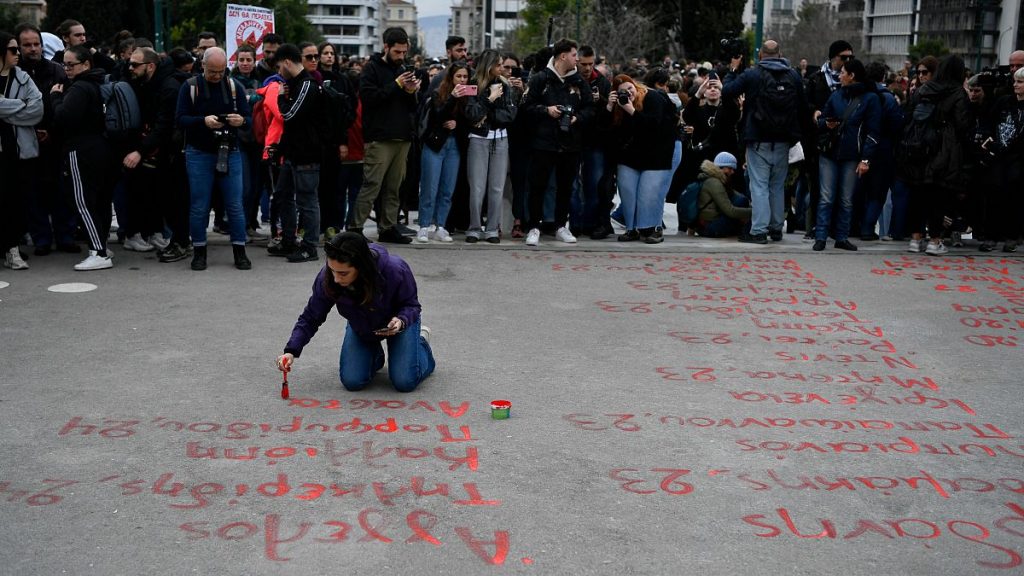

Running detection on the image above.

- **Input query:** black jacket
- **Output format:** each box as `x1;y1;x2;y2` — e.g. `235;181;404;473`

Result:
133;58;183;159
278;70;324;164
359;52;417;143
21;57;66;130
612;89;678;171
51;67;107;151
464;78;518;136
897;81;970;188
522;62;595;153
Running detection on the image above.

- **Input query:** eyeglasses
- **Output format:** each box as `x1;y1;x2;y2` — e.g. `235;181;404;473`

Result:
917;69;930;75
303;54;319;61
840;54;854;61
128;61;147;69
63;61;83;69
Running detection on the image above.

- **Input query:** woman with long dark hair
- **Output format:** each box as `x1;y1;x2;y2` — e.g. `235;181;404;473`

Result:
417;63;471;243
277;232;435;392
898;54;970;255
0;30;43;270
812;58;881;251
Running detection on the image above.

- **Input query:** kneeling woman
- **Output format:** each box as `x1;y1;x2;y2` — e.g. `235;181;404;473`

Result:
277;233;435;392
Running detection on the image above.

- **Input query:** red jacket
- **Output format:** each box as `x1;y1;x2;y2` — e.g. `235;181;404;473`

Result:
255;81;284;160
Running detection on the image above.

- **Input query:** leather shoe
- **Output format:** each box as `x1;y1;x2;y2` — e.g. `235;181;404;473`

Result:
835;239;858;251
739;233;768;244
812;240;826;251
378;227;413;244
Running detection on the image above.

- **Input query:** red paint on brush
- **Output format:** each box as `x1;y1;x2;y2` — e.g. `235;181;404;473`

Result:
281;368;290;400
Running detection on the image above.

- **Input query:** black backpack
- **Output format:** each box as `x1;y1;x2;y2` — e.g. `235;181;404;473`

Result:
897;97;943;163
752;67;801;142
321;79;356;144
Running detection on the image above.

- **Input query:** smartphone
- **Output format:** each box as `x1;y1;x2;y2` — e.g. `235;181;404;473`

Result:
402;64;417;75
708;71;718;81
463;84;478;96
373;327;391;336
217;114;230;124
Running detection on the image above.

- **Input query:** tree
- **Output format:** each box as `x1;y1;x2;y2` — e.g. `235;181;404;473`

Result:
908;37;949;62
507;0;745;64
43;0;151;47
168;0;320;49
766;2;863;65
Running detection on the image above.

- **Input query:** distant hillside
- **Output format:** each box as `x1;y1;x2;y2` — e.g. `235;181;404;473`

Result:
419;15;449;58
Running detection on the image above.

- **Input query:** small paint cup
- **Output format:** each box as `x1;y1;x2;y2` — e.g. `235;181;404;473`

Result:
490;400;511;420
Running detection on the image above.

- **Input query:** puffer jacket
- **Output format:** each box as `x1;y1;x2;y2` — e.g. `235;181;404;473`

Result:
816;82;882;162
0;67;44;159
697;160;751;225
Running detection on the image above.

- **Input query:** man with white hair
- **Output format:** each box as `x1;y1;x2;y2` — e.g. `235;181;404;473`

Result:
175;47;253;271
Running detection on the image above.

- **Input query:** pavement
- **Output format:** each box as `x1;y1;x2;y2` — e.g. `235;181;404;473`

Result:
1;221;1023;575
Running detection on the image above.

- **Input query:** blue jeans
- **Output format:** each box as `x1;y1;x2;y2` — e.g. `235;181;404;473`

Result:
277;160;321;246
617;163;674;230
186;147;246;246
339;318;436;393
419;135;460;228
701;194;751;238
816;157;858;242
570;146;606;230
746;142;790;235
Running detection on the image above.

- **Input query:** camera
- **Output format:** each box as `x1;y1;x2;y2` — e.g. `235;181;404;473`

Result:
616;89;630;104
556;105;574;133
976;65;1011;89
213;129;231;174
720;33;747;61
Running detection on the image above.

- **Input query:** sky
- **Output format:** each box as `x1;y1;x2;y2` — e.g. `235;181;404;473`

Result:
414;0;453;19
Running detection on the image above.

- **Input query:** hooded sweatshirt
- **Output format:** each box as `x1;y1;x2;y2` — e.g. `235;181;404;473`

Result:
0;66;44;159
722;57;807;144
51;67;107;151
898;80;970;187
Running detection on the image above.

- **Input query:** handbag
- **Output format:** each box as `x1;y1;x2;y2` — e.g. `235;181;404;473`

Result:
817;95;861;156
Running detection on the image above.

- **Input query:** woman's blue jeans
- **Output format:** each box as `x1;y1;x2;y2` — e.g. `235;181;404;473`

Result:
419;136;460;228
816;156;858;242
339;318;435;393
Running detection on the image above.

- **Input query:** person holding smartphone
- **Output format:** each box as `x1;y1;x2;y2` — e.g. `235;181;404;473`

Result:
277;232;435;393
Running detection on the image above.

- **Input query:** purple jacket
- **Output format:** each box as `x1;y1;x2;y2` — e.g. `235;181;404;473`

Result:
284;244;421;356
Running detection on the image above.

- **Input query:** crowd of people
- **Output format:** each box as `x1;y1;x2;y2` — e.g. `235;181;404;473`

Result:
2;19;1023;272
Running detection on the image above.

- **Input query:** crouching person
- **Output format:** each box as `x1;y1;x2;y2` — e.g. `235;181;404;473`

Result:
277;232;436;393
695;152;752;238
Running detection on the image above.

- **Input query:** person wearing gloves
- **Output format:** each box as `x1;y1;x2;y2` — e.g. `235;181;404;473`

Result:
277;232;435;393
694;152;752;238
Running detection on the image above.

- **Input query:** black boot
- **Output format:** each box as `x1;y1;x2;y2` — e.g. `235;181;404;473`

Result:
233;244;252;270
191;245;207;271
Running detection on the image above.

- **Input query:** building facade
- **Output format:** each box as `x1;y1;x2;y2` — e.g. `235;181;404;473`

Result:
382;0;422;52
0;0;45;25
307;0;383;57
448;0;522;51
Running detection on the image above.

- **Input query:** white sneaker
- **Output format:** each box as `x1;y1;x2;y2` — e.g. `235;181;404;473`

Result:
124;233;154;252
416;227;431;243
555;226;577;244
925;241;948;255
3;247;28;270
420;326;431;343
148;234;170;251
74;250;113;271
434;227;453;243
525;228;541;246
907;239;923;253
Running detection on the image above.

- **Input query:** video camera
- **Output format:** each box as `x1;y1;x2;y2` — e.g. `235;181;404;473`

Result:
720;33;747;62
976;65;1012;90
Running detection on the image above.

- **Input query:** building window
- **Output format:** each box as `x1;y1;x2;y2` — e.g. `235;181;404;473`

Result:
322;25;342;36
343;25;361;36
308;5;318;15
398;9;405;18
327;6;341;16
343;6;359;16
